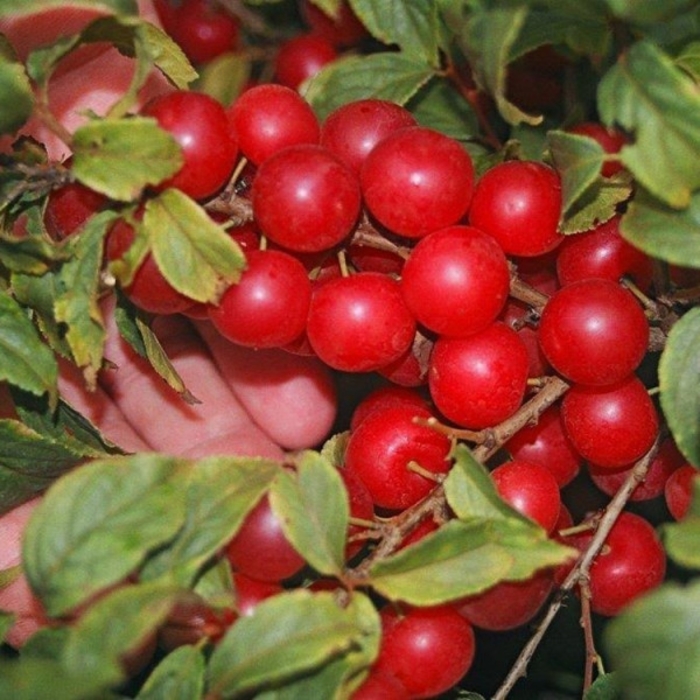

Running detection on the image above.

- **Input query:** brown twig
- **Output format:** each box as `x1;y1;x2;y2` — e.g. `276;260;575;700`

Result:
491;433;662;700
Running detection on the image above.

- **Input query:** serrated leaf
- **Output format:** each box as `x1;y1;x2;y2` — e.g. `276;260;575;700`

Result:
603;0;699;24
270;452;348;577
22;454;188;617
54;211;118;388
0;56;34;134
0;293;58;405
72;117;182;202
604;580;700;700
0;0;137;16
136;645;206;700
561;173;632;234
140;21;198;90
456;3;542;127
207;590;380;697
304;53;436;121
409;77;479;142
141;457;280;586
63;582;181;688
320;431;349;468
144;189;245;304
598;40;700;208
195;51;252;106
620;188;700;266
659;307;700;466
547;130;607;215
675;40;700;82
348;0;440;64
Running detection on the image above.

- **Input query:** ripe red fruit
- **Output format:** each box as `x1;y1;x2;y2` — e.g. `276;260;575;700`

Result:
338;467;375;559
373;605;476;699
588;437;687;502
141;90;238;201
555;215;653;291
350;670;407;700
505;404;581;487
232;573;282;617
567;121;627;178
428;322;530;429
227;84;320;166
251;144;361;253
490;460;562;533
320;98;417;175
571;512;666;617
349;385;430;431
274;33;337;90
344;404;452;511
225;494;306;582
400;225;510;337
561;376;659;469
538;278;649;386
361;126;475;238
456;569;554;631
158;0;240;65
306;272;417;373
468;160;563;257
664;464;698;520
106;215;193;315
208;249;312;349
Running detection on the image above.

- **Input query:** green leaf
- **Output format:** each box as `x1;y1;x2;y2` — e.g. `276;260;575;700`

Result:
304;52;436;121
0;230;68;275
195;51;252;106
0;56;33;134
662;515;700;570
603;0;699;24
455;2;542;127
207;590;380;697
113;296;197;404
560;172;632;234
72;117;183;202
270;452;349;578
141;457;280;586
598;40;700;209
136;645;206;700
144;189;245;304
140;21;198;90
584;672;622;700
0;419;91;515
620;188;700;267
604;580;700;700
547;130;607;215
408;77;479;142
62;582;181;688
319;431;349;468
0;292;58;405
348;0;440;64
444;444;533;525
659;307;700;466
0;0;137;16
0;610;14;641
307;0;342;17
675;40;700;82
22;454;188;617
54;211;118;388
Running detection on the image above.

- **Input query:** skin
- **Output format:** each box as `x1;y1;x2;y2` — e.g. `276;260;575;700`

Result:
0;1;337;647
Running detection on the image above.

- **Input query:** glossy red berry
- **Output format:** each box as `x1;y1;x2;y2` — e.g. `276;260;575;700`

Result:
468;160;563;257
349;385;431;431
373;605;476;699
361;126;475;238
401;225;510;337
320;98;417;175
538;278;649;386
344;404;451;511
274;33;337;90
251;144;361;253
490;460;562;533
142;90;238;200
561;376;659;469
428;322;529;429
232;573;282;617
306;272;417;373
208;249;312;349
227;84;320;166
664;464;698;520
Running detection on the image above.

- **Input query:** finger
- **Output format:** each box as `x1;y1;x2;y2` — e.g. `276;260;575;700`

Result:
196;322;338;450
97;302;284;460
0;498;49;649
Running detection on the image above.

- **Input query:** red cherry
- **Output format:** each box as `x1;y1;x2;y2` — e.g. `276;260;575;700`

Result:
468;160;563;257
141;90;238;201
232;573;282;617
664;464;698;520
274;33;337;90
349;385;431;431
350;669;408;700
338;467;375;559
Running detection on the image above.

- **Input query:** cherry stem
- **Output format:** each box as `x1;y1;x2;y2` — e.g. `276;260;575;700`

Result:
579;580;598;693
491;433;661;700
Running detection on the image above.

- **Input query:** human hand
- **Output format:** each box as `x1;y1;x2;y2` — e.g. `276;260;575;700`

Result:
0;1;337;648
